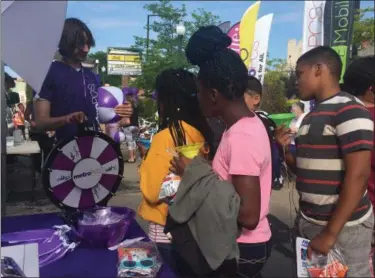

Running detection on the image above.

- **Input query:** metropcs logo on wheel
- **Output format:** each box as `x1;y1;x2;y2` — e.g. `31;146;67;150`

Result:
73;168;102;180
73;171;92;180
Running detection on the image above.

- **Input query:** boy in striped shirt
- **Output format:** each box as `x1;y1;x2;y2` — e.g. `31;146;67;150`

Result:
276;46;374;277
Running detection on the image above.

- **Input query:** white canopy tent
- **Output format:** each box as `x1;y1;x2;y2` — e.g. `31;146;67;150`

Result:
1;1;67;213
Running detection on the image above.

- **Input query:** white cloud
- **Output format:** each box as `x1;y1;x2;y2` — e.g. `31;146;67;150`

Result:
274;11;301;24
88;18;141;29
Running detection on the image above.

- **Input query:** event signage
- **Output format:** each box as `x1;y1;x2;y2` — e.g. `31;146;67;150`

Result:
239;1;261;69
248;14;273;84
301;0;326;113
107;47;142;76
227;22;240;55
324;0;357;81
302;0;326;54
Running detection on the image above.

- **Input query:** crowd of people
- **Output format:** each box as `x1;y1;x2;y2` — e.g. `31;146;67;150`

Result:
3;16;374;278
138;26;375;278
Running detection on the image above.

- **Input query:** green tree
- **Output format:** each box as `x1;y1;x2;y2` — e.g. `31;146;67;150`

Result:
88;51;122;87
130;0;219;93
353;7;375;47
262;58;291;114
137;98;157;121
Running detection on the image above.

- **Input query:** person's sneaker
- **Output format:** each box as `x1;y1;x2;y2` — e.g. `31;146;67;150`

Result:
272;180;283;190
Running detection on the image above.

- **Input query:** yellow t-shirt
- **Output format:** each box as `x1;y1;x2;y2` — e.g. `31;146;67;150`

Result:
138;121;205;226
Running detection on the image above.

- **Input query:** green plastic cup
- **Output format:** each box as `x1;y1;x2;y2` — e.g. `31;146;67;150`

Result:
269;113;295;127
286;99;299;107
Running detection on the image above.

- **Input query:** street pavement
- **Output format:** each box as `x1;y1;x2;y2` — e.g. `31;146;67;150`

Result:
4;156;298;277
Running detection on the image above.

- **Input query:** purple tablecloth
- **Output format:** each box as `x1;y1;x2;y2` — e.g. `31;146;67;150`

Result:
1;210;175;278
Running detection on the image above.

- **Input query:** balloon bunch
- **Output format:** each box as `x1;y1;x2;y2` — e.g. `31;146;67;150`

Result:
122;87;139;105
97;86;138;143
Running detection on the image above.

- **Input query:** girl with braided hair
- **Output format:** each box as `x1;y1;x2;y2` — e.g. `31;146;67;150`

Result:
171;26;273;277
138;68;213;272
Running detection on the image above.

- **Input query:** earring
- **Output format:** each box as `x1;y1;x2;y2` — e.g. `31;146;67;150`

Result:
177;107;180;112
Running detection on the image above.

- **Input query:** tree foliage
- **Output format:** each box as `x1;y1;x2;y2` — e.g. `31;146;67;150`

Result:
262;58;294;114
137;98;157;121
353;7;375;46
129;0;219;93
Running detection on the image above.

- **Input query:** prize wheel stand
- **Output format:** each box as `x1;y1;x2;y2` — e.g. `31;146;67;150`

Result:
42;124;124;224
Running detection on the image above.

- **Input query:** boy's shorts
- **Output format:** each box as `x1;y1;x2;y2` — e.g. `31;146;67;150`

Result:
293;213;374;277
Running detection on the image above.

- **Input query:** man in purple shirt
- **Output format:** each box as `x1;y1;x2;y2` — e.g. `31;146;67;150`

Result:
34;18;132;140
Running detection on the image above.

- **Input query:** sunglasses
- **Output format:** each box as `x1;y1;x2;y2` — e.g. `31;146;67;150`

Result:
121;259;154;269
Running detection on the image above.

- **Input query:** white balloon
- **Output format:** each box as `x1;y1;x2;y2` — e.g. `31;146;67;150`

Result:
110;131;125;143
116;132;125;143
98;107;118;124
104;86;124;104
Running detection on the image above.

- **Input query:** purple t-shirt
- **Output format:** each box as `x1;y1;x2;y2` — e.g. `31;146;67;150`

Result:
34;61;99;140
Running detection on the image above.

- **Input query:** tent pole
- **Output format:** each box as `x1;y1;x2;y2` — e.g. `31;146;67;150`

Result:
1;60;7;216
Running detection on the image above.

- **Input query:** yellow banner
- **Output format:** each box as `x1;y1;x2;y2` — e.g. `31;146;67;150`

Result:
239;1;260;69
107;54;125;61
107;54;140;63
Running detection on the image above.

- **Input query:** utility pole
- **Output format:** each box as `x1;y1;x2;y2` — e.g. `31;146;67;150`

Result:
146;14;161;60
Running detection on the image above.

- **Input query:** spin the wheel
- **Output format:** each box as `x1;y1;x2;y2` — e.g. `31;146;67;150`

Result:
42;129;124;211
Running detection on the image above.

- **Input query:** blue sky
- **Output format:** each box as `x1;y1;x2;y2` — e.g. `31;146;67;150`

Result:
6;1;374;78
67;0;374;60
68;0;304;60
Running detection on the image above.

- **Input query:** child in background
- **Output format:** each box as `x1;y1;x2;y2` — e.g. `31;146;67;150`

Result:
244;76;284;190
13;103;26;139
288;102;307;156
122;94;139;163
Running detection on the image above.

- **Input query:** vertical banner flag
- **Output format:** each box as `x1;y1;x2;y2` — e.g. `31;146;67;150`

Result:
217;21;231;34
302;1;326;54
248;14;273;84
227;22;240;54
239;1;261;69
302;1;326;113
324;0;357;81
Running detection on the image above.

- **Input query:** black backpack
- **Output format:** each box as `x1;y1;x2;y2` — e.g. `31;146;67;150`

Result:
254;111;283;187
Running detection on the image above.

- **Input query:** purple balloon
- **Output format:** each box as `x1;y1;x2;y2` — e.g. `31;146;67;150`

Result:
130;87;139;96
122;87;130;96
98;87;122;108
151;91;157;100
111;131;125;143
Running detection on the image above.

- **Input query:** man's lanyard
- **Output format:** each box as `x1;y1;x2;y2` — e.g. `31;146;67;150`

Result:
81;67;99;131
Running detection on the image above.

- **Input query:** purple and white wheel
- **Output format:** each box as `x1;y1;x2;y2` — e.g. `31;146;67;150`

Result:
43;131;123;211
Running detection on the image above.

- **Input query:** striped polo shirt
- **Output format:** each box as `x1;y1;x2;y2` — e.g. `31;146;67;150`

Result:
295;91;374;226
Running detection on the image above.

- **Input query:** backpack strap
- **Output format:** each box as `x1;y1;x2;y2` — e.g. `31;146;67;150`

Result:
254;111;279;183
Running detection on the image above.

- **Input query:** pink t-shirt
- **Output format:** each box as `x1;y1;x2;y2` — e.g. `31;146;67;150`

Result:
212;116;272;244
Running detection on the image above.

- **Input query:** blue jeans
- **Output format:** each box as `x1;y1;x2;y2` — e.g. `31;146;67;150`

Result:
157;243;179;274
288;144;296;158
271;142;282;184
